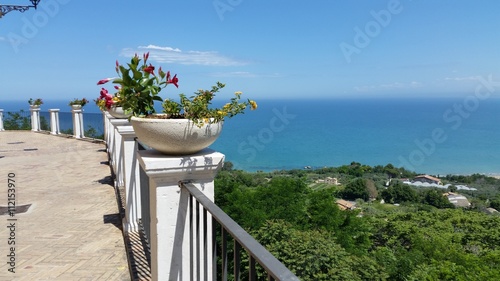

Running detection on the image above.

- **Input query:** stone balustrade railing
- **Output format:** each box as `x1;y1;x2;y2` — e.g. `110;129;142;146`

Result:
0;107;84;138
0;109;299;280
102;114;299;281
0;109;4;131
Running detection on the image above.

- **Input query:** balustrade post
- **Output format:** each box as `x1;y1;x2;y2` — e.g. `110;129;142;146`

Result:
71;108;84;138
49;109;60;135
103;111;112;150
30;106;41;131
116;124;142;233
109;119;130;188
137;149;225;281
0;109;4;131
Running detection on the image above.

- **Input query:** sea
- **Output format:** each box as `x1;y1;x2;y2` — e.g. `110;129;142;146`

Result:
2;97;500;176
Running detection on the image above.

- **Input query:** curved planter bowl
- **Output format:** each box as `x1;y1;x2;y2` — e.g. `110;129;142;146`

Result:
108;106;132;119
130;117;223;155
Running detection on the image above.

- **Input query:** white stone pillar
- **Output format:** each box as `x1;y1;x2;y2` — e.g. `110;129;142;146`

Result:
137;149;225;281
110;118;130;188
49;109;60;135
105;112;115;153
103;111;109;147
71;108;84;138
30;106;41;131
117;125;141;233
0;109;4;131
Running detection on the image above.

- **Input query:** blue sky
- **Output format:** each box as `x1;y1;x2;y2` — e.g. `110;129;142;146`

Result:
1;0;499;102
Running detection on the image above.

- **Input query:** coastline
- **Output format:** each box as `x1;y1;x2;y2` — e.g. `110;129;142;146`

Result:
3;98;500;176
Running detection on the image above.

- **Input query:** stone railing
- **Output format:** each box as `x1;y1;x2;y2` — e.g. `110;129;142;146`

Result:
0;107;88;138
0;109;4;131
103;113;300;281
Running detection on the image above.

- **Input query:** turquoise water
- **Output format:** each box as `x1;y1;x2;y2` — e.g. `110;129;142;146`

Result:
2;98;500;175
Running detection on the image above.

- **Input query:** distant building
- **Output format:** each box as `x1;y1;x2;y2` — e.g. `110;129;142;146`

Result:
336;199;356;210
443;192;471;208
414;175;442;185
316;177;339;185
325;177;339;185
485;208;499;215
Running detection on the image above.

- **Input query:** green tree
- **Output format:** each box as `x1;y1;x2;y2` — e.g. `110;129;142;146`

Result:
305;187;342;231
420;189;454;209
4;111;30;130
340;178;370;201
85;125;104;139
253;220;385;281
490;197;500;210
381;181;418;204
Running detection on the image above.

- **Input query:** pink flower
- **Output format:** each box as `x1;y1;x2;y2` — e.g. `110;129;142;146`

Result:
97;78;113;85
100;88;109;98
105;98;114;109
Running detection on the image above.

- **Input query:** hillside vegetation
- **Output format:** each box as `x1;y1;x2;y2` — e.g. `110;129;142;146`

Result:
215;162;500;280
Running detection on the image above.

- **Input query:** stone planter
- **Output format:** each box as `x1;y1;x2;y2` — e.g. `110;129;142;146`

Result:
130;116;223;155
108;106;131;119
71;104;82;110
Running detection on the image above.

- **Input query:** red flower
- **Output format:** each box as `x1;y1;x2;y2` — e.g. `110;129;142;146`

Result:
168;74;179;88
100;88;109;98
97;78;113;85
143;64;155;75
105;98;114;109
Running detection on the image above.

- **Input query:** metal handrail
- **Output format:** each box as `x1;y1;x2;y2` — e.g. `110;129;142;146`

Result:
180;181;300;281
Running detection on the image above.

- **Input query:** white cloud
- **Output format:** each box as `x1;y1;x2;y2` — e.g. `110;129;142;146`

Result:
120;44;247;66
208;71;282;78
354;81;422;92
444;76;481;81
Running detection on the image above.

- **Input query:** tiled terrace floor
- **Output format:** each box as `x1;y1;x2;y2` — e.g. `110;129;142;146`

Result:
0;131;137;280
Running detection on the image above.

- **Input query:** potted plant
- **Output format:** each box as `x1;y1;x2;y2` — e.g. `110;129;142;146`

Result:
94;89;130;118
28;98;43;108
68;98;89;110
97;52;257;155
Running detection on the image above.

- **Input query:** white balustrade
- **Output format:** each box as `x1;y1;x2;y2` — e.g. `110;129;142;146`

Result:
30;106;41;131
103;111;112;151
116;124;143;233
137;149;224;281
102;114;229;280
0;109;4;131
71;108;84;138
49;109;60;135
109;118;130;188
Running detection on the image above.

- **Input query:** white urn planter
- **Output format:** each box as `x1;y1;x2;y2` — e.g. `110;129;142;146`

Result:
108;106;131;119
71;105;82;110
130;116;223;155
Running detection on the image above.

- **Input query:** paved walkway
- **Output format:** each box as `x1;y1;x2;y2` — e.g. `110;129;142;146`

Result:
0;131;130;280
